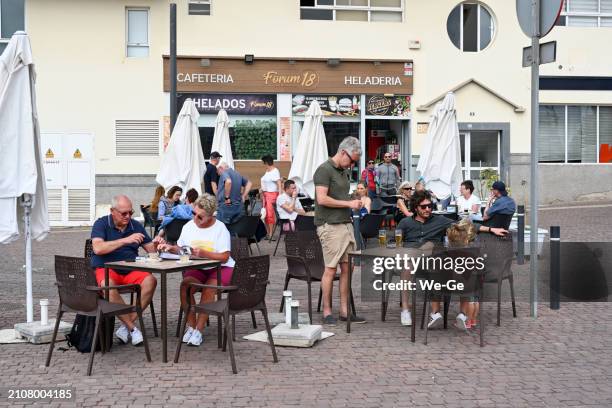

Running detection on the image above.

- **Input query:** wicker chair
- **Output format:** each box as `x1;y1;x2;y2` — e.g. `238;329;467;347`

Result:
174;255;278;374
46;255;151;376
140;205;160;237
359;213;385;248
228;215;261;255
280;230;356;323
479;233;516;326
294;215;316;231
174;237;257;337
271;206;292;256
85;239;158;337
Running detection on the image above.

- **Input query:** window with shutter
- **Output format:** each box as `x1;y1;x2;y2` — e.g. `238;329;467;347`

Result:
567;106;597;163
115;120;160;156
538;105;565;163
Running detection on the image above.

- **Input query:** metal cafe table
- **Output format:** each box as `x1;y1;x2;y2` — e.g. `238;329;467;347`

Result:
347;243;485;346
346;245;429;343
103;258;221;363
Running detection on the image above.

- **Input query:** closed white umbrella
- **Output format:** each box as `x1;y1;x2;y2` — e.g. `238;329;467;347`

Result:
288;100;329;198
156;98;206;195
0;31;49;322
211;109;234;169
416;92;462;200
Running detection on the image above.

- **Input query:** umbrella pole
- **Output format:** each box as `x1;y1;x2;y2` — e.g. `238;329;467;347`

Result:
20;194;34;323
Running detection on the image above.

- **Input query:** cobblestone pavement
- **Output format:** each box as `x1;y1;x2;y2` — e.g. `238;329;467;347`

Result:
0;203;611;407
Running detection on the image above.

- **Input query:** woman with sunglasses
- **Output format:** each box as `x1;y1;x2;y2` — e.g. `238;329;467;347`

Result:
396;181;414;220
158;194;234;347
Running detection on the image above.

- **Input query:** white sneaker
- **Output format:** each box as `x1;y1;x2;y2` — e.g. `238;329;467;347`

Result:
182;326;195;343
187;329;203;346
427;312;443;329
455;313;468;330
130;327;144;346
400;310;412;326
115;324;129;344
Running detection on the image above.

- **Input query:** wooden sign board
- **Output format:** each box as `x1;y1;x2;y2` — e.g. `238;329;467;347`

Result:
163;57;413;95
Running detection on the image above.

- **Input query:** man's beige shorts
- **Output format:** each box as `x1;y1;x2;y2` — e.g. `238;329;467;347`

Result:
316;222;356;269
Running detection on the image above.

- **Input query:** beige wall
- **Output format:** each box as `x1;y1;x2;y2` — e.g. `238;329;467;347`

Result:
26;0;612;176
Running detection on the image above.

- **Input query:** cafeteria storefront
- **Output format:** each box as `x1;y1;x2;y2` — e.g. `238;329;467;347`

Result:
163;56;414;185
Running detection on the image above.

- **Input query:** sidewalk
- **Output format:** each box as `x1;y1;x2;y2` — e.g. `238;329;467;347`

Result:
0;203;611;407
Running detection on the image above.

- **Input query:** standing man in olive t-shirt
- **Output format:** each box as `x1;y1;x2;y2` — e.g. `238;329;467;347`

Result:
314;136;366;325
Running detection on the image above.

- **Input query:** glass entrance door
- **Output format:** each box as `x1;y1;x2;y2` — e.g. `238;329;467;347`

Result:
460;131;500;195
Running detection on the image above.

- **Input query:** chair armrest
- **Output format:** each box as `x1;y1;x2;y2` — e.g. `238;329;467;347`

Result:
187;282;238;291
87;284;141;293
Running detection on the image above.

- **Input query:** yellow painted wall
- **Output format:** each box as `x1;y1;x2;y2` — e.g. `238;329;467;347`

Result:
26;0;612;174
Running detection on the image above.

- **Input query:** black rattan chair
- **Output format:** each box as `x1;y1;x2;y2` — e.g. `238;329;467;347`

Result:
140;205;160;237
479;233;516;326
271;206;291;256
164;218;190;244
46;255;151;376
174;255;277;374
228;215;261;255
294;215;316;231
85;239;158;337
280;231;356;323
359;213;385;248
175;237;257;337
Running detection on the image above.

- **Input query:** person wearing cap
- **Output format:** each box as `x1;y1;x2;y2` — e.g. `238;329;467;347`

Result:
360;159;377;199
203;152;222;195
483;181;516;225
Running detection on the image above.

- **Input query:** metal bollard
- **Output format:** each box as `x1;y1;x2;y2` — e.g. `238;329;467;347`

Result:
290;300;299;329
40;299;49;326
517;205;525;264
550;226;560;310
283;291;292;325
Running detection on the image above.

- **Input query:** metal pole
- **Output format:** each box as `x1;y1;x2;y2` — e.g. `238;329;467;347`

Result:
549;226;560;310
170;3;177;132
517;205;525;265
21;194;33;323
529;0;541;318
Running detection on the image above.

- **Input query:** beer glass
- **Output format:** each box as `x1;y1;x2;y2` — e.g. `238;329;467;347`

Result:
378;230;387;247
395;229;403;247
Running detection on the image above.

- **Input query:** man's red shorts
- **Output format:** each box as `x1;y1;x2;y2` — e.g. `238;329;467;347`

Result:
95;268;152;286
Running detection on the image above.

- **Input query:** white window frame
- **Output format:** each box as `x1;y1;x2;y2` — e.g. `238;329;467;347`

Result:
300;0;404;22
539;104;612;164
453;2;495;52
125;7;150;58
188;0;212;16
559;0;612;27
460;131;501;181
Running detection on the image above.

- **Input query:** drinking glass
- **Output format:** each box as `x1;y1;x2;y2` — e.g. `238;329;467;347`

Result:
395;229;403;247
179;253;190;263
378;230;387;247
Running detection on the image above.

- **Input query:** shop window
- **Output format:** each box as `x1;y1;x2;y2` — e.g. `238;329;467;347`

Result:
539;104;611;163
446;2;495;52
126;8;149;57
115;120;160;156
0;0;25;55
557;0;612;27
188;0;211;16
300;0;403;22
199;119;277;160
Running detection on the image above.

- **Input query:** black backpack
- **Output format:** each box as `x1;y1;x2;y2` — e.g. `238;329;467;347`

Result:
66;314;114;353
